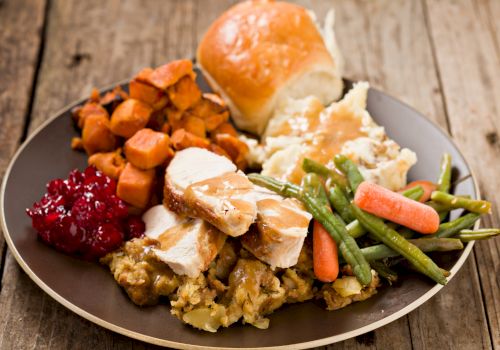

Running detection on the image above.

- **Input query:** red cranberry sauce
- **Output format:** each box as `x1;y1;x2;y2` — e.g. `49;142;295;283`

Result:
26;167;144;260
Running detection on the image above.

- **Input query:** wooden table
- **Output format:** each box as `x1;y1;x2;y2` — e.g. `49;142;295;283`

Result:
0;0;498;349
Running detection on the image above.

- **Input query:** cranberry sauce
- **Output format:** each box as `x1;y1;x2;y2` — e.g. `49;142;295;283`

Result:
26;167;144;260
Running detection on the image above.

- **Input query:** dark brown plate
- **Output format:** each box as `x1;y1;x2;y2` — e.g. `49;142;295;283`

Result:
0;72;479;349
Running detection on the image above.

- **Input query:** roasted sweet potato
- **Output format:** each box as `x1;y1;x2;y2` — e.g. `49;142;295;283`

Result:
75;103;109;129
160;122;171;134
117;163;156;208
167;76;201;111
209;143;231;159
170;128;210;150
214;134;249;170
129;79;168;111
135;59;195;90
82;114;117;155
88;150;126;179
100;86;127;114
124;128;173;169
211;122;238;138
203;93;226;107
187;94;229;131
165;107;184;131
71;137;84;151
179;115;206;138
110;99;153;138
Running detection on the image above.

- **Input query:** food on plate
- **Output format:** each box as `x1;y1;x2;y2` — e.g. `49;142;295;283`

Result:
399;180;437;202
354;181;440;234
25;0;500;335
27;167;144;260
116;163;156;209
246;82;417;190
197;0;344;135
241;196;312;268
124;128;174;169
312;221;339;283
163;147;238;214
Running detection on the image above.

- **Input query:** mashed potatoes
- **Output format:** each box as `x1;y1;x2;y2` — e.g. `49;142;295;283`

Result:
242;82;417;191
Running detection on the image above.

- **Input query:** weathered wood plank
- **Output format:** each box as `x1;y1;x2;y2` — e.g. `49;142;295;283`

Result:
0;0;47;281
424;0;500;348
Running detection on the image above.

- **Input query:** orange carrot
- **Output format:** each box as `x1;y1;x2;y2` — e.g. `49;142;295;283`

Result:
355;181;440;234
313;220;339;282
399;180;437;203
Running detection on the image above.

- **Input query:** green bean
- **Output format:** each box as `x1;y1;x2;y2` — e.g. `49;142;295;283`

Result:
357;238;464;261
248;174;372;285
434;213;480;238
350;204;447;285
458;228;500;242
328;186;355;222
437;153;452;193
427;201;450;212
431;191;491;214
334;155;364;193
301;173;329;208
370;261;398;285
302;158;349;193
401;185;425;201
346;220;366;238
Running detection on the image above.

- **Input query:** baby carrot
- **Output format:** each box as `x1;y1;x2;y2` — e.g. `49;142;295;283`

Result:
313;220;339;282
354;181;440;234
399;180;437;202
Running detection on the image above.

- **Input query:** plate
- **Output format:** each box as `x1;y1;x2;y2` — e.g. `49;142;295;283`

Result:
0;72;479;349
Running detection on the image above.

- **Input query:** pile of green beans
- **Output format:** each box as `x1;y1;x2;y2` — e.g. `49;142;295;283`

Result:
251;151;497;287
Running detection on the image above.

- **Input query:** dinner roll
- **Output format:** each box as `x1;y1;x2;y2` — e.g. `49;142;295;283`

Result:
197;0;343;135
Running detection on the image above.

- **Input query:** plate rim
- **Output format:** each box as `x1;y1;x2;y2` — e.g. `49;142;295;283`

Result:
0;80;480;350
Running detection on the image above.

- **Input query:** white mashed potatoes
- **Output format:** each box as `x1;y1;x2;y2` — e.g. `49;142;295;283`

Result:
240;82;417;191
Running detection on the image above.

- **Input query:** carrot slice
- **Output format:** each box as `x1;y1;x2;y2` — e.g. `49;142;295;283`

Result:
313;221;339;282
399;180;437;202
354;181;440;234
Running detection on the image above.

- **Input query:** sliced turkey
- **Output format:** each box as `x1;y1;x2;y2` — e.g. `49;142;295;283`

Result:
184;171;257;237
142;204;226;278
164;147;236;214
241;197;312;268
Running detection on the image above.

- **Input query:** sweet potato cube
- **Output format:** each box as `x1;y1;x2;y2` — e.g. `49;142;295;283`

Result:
211;122;238;138
171;128;210;150
117;163;155;208
167;76;201;111
110;99;153;138
204;111;229;131
124;128;172;169
179;115;206;138
165;107;184;131
136;60;196;90
88;150;126;179
129;79;168;111
76;103;109;129
188;94;229;131
82;114;117;155
214;134;249;170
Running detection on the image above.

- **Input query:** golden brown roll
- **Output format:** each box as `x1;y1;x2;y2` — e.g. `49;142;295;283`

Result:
197;0;343;135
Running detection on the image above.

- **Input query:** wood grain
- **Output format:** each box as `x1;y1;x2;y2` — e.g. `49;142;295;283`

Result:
424;0;500;348
0;0;498;349
0;0;47;280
